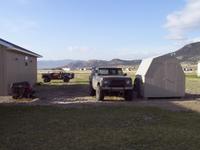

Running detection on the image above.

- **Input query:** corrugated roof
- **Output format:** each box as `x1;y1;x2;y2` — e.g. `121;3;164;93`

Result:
0;38;42;58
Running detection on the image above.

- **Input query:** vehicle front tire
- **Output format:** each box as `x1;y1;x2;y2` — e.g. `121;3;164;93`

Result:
124;90;133;101
96;85;104;101
89;83;95;96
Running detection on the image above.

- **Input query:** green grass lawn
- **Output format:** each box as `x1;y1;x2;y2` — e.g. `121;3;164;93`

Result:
1;105;200;150
185;73;200;94
38;71;200;92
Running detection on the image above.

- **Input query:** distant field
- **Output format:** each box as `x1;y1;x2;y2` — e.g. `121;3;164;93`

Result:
37;71;200;94
37;70;136;85
37;71;90;85
185;73;200;94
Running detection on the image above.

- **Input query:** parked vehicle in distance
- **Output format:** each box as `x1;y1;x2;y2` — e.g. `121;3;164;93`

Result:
89;67;133;101
42;72;74;83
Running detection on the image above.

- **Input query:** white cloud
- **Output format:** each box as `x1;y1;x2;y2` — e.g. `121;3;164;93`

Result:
164;0;200;41
0;19;39;34
66;46;94;53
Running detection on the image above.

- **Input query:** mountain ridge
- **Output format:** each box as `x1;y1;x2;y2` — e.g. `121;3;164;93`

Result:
38;59;141;69
38;42;200;69
172;42;200;64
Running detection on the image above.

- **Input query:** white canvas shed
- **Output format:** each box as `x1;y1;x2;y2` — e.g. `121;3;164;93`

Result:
136;55;185;98
197;62;200;77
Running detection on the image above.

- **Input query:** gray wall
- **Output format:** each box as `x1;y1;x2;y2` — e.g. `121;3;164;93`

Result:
0;47;6;95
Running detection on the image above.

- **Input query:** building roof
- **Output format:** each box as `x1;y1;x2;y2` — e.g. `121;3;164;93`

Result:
0;38;42;58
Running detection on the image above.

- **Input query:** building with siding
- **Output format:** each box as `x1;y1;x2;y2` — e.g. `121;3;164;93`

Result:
0;38;42;96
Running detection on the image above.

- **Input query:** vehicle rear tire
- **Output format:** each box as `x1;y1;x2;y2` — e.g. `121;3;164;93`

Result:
44;78;50;83
124;90;133;101
96;85;104;101
89;83;95;96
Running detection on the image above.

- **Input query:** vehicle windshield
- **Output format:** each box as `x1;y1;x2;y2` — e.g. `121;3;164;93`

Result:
98;68;123;76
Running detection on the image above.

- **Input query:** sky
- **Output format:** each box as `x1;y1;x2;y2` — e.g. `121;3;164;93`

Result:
0;0;200;60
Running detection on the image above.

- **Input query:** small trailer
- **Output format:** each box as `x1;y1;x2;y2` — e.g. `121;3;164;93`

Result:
11;82;34;99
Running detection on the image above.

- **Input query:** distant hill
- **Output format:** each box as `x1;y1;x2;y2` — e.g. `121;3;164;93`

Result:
172;42;200;64
38;59;141;69
38;59;74;69
64;59;141;69
38;42;200;69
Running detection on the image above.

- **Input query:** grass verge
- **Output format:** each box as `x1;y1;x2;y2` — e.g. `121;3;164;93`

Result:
1;105;200;150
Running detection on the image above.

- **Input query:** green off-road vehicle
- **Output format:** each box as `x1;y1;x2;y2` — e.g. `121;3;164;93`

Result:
89;67;133;101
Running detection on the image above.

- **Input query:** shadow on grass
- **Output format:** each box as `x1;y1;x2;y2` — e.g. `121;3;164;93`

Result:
142;93;200;102
184;93;200;100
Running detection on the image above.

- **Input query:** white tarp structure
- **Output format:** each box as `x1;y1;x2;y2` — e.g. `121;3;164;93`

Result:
136;55;185;98
197;62;200;77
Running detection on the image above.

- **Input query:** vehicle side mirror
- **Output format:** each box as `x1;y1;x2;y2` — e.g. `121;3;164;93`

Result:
124;73;127;76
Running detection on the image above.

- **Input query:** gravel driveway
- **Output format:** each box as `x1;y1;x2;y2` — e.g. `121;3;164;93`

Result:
1;83;200;112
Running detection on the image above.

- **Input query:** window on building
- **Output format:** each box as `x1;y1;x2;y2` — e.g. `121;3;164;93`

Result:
25;56;29;66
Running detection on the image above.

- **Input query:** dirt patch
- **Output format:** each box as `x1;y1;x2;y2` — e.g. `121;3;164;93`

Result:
0;96;39;104
1;83;200;112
